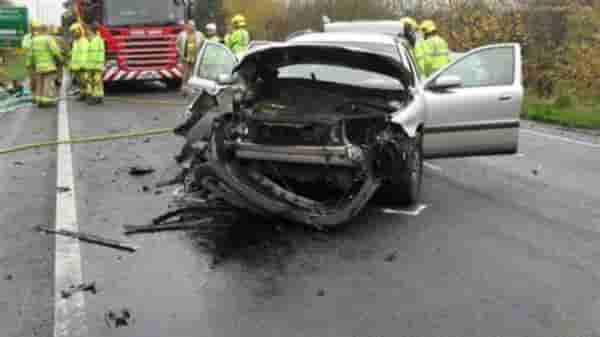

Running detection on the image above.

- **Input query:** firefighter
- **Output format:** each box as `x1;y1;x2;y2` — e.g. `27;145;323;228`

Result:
22;21;37;99
70;23;88;100
85;22;105;105
415;20;450;77
28;23;63;107
177;20;204;95
52;26;68;87
399;17;418;49
229;14;250;58
205;23;220;43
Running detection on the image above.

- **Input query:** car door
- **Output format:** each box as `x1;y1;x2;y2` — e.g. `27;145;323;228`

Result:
421;43;523;158
188;41;238;96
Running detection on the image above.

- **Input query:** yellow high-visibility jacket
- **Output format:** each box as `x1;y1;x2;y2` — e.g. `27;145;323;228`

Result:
414;34;451;77
86;35;105;71
229;28;249;57
28;34;63;74
70;37;89;71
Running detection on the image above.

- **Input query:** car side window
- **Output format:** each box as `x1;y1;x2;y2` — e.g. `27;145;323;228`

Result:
435;47;514;88
196;43;237;82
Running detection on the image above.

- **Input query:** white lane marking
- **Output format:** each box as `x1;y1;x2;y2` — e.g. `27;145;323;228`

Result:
54;74;88;337
521;129;600;148
424;161;442;172
381;204;428;216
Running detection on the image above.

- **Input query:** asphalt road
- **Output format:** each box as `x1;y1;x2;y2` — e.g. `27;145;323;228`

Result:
1;84;600;337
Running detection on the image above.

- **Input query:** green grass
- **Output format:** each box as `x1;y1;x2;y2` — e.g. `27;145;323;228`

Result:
523;95;600;129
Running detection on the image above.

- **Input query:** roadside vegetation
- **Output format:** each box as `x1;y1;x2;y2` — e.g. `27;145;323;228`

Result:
195;0;600;129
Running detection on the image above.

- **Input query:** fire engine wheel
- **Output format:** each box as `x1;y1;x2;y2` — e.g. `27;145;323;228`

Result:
165;79;182;90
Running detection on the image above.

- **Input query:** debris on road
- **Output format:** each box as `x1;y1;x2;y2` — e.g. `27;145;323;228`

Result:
60;282;97;299
128;165;155;176
92;152;108;161
532;165;542;176
56;186;71;193
13;161;24;166
141;185;150;192
4;274;13;281
317;289;326;296
154;190;163;195
384;251;398;262
123;217;214;235
35;225;138;252
143;138;151;143
105;308;133;328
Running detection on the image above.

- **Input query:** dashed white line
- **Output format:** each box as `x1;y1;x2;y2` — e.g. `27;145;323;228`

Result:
424;161;442;172
521;129;600;148
381;204;428;216
54;74;88;337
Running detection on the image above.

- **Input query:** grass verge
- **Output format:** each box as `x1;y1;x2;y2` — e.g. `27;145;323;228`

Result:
522;95;600;129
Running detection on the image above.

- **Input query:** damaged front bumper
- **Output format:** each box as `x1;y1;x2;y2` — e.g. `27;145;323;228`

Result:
186;124;382;229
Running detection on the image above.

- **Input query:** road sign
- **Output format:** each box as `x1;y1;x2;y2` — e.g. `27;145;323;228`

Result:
0;7;28;49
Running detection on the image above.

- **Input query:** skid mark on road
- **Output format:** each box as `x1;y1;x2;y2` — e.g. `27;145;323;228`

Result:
381;204;428;216
54;76;88;337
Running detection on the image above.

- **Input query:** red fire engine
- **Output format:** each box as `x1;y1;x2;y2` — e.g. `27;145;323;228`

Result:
74;0;189;86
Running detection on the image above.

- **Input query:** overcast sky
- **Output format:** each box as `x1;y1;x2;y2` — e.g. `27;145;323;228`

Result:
14;0;62;26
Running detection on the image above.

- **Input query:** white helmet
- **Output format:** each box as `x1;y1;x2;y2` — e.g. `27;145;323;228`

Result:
205;23;217;34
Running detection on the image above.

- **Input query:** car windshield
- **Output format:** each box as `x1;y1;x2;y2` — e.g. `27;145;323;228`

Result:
104;0;185;26
278;64;403;90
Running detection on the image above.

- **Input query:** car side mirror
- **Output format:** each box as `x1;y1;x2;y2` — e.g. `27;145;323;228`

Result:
217;73;234;85
429;75;462;90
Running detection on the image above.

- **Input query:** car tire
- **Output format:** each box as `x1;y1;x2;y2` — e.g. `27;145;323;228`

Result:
379;131;423;205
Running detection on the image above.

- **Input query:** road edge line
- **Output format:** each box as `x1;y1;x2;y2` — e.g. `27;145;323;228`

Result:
521;128;600;148
54;74;88;337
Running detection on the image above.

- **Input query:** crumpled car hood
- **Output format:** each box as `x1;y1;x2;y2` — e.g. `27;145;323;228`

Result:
234;43;413;89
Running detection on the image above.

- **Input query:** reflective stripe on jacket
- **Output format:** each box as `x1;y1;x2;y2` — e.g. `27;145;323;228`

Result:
229;29;249;55
86;35;105;71
70;37;89;71
29;34;63;74
414;34;451;77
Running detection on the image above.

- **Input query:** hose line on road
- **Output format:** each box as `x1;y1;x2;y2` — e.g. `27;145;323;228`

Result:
0;127;174;156
51;95;189;107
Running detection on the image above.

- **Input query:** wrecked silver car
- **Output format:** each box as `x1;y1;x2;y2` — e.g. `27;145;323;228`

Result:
173;33;523;229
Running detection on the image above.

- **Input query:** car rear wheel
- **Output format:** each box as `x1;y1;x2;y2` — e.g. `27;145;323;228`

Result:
379;131;423;205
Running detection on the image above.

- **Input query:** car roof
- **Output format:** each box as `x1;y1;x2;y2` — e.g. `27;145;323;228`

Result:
324;20;405;36
291;32;399;46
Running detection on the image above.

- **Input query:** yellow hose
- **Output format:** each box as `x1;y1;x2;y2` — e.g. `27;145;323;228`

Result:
0;127;174;156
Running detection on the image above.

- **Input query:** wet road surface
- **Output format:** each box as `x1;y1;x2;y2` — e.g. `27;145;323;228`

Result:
2;83;600;337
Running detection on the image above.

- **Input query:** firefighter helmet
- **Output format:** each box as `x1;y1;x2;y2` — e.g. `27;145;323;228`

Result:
420;20;437;34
